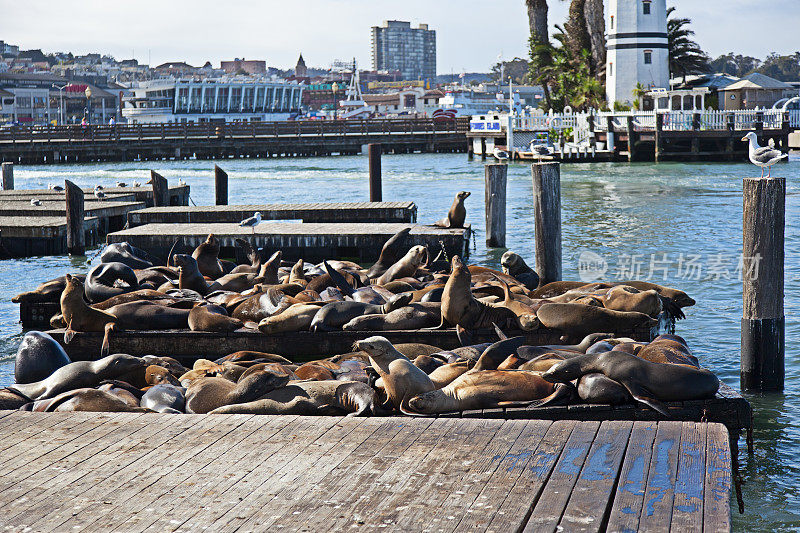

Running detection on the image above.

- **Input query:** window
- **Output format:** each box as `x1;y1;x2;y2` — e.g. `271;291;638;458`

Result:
644;50;652;64
610;16;614;29
643;1;651;14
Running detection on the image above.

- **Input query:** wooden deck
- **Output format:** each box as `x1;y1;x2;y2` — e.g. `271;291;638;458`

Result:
106;222;471;263
127;202;418;226
0;185;190;208
0;412;731;532
0;216;101;257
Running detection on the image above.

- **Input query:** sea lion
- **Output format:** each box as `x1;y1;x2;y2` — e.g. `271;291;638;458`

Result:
375;246;429;285
100;242;157;270
192;234;225;279
577;373;631;405
434;191;470;228
529;281;593;299
294;363;335;381
60;274;117;356
500;251;540;290
287;259;307;286
28;388;149;413
12;274;86;304
407;370;569;414
145;365;181;387
535;302;658;336
258;304;321;334
188;303;244;332
105;301;191;330
14;331;71;384
354;336;435;413
215;351;292;364
542;351;720;416
91;289;187;311
229;239;262;274
427;360;472;388
413;355;444;374
6;353;146;401
141;384;186;413
342;302;441;331
185;369;292;414
602;285;663;317
172;254;217;296
97;382;142;408
309;293;412;332
209;380;382;416
84;262;139;303
366;227;411;279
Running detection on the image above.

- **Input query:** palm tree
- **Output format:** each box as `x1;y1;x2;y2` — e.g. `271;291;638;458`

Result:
667;6;710;83
525;0;550;45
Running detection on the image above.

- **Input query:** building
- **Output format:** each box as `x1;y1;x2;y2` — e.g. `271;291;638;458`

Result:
371;21;436;81
361;87;443;116
122;78;303;124
606;0;670;106
221;58;266;75
294;54;307;78
0;41;20;56
153;62;199;77
718;73;795;110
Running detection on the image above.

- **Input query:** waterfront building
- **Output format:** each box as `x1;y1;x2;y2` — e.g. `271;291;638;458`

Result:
294;54;307;78
122;78;303;124
221;58;267;75
437;88;518;117
361;87;443;116
718;73;795;111
370;21;436;81
606;0;670;106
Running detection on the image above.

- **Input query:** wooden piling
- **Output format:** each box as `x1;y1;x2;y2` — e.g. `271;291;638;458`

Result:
626;116;637;162
214;164;228;205
606;116;616;153
150;170;169;207
531;162;562;285
480;137;487;161
64;179;85;255
741;177;785;391
484;163;507;248
1;162;13;190
368;143;382;202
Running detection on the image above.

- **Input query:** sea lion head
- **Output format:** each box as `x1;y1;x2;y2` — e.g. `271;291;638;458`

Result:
172;254;192;269
456;191;471;202
385;292;413;312
450;255;467;276
353;336;394;359
145;365;181;387
408;245;429;268
670;291;696;308
204;234;218;247
541;354;593;383
407;390;439;414
103;353;148;375
234;369;292;402
500;251;526;274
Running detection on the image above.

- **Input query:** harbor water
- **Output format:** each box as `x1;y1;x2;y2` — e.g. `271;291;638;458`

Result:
0;153;798;530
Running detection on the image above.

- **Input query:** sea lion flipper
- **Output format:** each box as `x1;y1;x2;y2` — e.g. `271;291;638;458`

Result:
625;382;671;417
456;325;473;347
323;261;355;297
492;323;508;341
64;328;76;345
242;321;259;330
100;323;114;358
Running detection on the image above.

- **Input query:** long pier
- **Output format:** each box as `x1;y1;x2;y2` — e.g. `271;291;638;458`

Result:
0;412;732;532
0;118;469;164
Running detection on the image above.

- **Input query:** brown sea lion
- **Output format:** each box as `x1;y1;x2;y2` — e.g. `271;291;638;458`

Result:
188;303;243;332
105;301;190;330
354;336;435;412
28;388;150;413
294;363;336;381
287;259;307;287
256;251;283;284
366;227;412;279
184;369;292;414
536;302;658;336
12;274;86;304
413;355;444;374
60;274;117;356
209;380;382;416
257;303;321;333
434;191;470;228
216;351;292;364
192;234;225;279
145;365;181;387
602;285;663;317
375;245;429;285
310;293;412;332
91;289;187;311
530;281;598;299
500;251;540;290
427;360;472;388
542;351;720;416
407;370;569;414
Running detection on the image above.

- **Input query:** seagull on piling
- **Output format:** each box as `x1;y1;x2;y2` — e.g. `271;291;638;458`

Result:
239;212;263;234
30;198;42;206
47;182;64;191
94;187;106;201
530;142;554;162
178;178;186;186
742;132;787;178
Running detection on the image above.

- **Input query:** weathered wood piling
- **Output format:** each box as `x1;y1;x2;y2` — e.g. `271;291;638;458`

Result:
64;180;85;256
484;163;507;248
1;162;12;190
150;171;169;207
741;176;785;391
368;143;382;202
214;165;228;205
532;162;562;285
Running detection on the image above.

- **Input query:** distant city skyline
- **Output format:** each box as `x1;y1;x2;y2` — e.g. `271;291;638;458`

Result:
3;0;799;75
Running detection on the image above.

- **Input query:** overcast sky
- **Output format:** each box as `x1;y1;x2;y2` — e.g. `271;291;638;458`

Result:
2;0;798;73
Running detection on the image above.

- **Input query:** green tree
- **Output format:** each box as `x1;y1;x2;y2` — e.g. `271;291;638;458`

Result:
667;6;710;82
491;58;530;84
708;53;761;77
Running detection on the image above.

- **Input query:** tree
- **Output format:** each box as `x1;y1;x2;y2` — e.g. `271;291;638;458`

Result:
756;52;800;81
563;0;605;82
708;53;761;77
667;6;710;82
526;0;550;45
491;58;530;84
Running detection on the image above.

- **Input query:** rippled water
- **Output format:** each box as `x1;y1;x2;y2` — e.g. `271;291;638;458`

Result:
0;153;798;530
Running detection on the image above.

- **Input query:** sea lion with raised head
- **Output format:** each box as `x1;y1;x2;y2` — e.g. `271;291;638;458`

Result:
60;274;117;356
171;254;217;296
434;191;470;228
500;251;540;290
375;245;429;285
366;227;411;279
14;331;71;385
84;262;139;303
542;351;720;416
192;234;225;279
100;242;157;269
354;336;435;413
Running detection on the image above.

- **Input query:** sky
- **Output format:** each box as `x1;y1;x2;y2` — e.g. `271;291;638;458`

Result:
1;0;799;73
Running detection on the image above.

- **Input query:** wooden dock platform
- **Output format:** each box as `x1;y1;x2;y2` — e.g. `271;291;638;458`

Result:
127;202;418;226
0;185;190;207
106;222;471;263
0;412;731;532
0;216;100;257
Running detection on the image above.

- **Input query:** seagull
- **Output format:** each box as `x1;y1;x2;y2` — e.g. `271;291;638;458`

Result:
94;187;106;201
239;212;263;234
48;183;64;191
530;142;554;162
30;198;42;206
116;181;127;187
492;147;509;161
178;178;186;186
742;132;787;178
133;181;141;187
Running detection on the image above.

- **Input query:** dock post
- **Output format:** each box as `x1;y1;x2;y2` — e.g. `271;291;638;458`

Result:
150;170;169;207
480;137;487;161
626;116;637;162
214;164;228;205
368;143;382;202
531;162;562;285
655;113;664;162
467;140;474;160
754;111;764;140
742;176;785;391
1;162;13;190
484;163;507;248
64;180;85;256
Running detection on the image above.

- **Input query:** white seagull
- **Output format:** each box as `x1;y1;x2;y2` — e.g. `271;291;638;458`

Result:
48;183;64;191
116;181;127;187
239;212;263;233
742;132;787;178
530;142;554;162
492;147;509;161
178;178;186;186
132;181;141;187
94;187;106;201
30;198;42;206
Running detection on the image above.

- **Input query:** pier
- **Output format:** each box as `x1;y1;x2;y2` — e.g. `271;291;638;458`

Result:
0;118;469;164
0;412;732;532
106;222;471;263
127;201;417;226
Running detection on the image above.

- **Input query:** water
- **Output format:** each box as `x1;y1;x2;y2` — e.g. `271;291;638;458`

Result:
1;153;798;530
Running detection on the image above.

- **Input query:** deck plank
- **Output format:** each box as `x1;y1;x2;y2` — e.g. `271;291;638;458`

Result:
704;424;732;533
671;421;707;531
638;420;683;532
606;421;659;532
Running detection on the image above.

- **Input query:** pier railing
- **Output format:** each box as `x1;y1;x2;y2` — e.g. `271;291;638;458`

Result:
0;117;470;145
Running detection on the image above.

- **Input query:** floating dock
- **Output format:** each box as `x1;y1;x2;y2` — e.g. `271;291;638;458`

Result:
0;216;100;257
0;412;731;532
0;185;190;207
127;202;418;226
106;222;471;263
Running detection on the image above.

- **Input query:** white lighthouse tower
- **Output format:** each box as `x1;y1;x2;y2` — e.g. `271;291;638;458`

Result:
605;0;670;106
